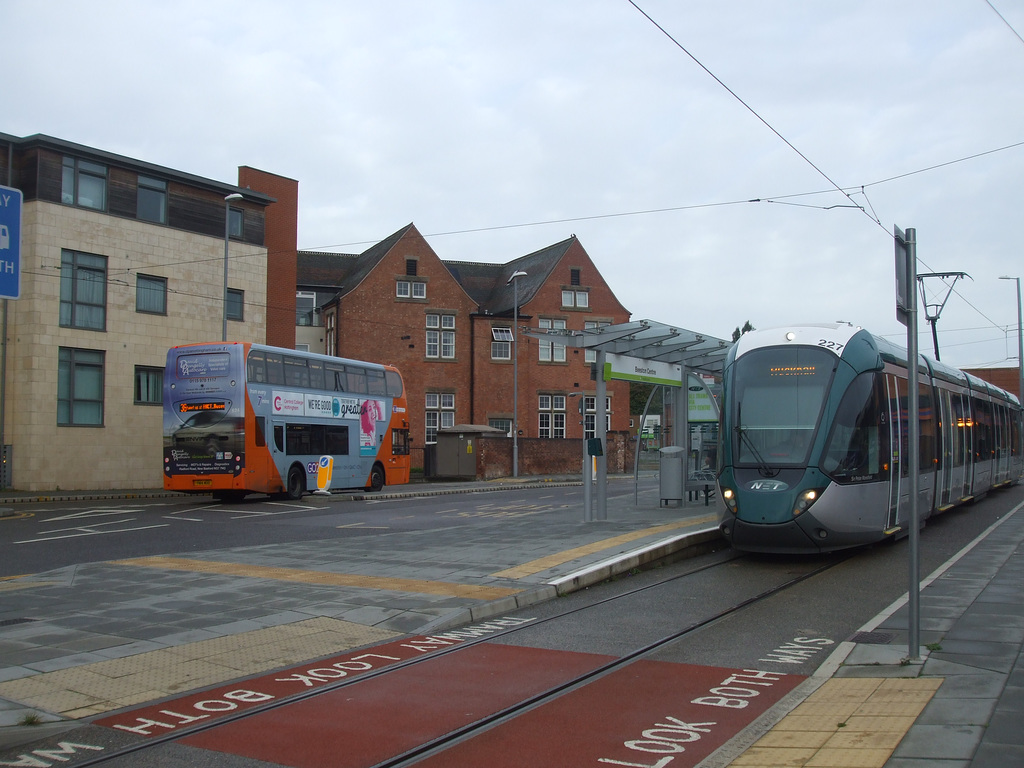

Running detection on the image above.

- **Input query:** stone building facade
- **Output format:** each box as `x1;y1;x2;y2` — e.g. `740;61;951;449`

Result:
0;133;288;491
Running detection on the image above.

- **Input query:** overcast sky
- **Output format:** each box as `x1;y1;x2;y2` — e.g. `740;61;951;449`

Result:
7;1;1024;371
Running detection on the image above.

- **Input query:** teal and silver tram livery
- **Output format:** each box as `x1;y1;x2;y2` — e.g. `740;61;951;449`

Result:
717;323;1022;553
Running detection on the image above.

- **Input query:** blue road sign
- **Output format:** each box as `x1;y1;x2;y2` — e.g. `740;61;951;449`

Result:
0;184;22;299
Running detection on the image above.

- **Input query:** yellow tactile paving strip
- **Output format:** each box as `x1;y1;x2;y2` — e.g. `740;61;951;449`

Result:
491;515;718;578
728;677;942;768
0;617;398;719
112;556;522;600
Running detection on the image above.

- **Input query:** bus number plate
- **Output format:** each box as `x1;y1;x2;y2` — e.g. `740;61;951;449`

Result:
193;479;212;487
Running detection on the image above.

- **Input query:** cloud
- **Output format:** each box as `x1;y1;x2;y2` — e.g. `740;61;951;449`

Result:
6;0;1024;369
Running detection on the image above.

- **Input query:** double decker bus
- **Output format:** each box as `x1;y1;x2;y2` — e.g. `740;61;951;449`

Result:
163;342;411;500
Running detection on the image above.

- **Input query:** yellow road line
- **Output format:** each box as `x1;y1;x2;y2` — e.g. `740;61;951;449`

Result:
491;515;717;579
111;556;521;600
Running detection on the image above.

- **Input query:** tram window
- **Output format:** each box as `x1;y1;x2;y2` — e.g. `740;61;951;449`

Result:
974;399;993;459
284;356;310;388
822;372;887;483
247;351;267;383
265;353;285;385
919;384;938;469
326;362;347;392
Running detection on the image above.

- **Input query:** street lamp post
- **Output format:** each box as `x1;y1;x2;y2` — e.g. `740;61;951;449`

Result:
507;270;527;477
223;193;244;341
1000;276;1024;451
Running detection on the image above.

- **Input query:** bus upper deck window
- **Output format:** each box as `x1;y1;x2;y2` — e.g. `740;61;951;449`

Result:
247;351;267;383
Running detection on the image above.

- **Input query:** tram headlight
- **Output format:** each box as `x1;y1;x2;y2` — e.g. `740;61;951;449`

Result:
793;488;824;517
722;487;738;515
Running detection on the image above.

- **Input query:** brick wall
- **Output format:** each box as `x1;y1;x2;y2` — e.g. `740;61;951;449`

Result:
238;167;298;348
473;432;636;479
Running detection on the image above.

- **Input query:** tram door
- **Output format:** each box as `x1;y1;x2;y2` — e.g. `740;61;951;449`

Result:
950;393;971;502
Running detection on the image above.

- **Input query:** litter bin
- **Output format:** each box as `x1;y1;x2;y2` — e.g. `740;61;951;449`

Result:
659;445;685;506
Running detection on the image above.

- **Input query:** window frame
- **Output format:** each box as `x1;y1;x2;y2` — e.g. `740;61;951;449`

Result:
228;207;243;239
136;175;167;224
61;156;107;211
58;347;105;426
226;288;244;321
538;318;567;362
134;365;164;405
60;249;107;331
136;274;168;315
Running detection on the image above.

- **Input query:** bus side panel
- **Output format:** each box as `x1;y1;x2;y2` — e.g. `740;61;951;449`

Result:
243;398;286;496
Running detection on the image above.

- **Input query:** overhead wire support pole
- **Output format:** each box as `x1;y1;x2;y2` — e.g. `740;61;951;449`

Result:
895;225;921;661
916;271;970;361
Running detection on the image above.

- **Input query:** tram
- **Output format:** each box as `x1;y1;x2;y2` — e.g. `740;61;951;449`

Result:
717;323;1022;553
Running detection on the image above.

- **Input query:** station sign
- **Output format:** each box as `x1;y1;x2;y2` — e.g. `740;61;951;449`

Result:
603;353;682;387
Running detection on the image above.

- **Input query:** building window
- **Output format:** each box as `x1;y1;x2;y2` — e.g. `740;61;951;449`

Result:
584;321;609;363
426;314;455;359
137;175;167;224
406;259;418;276
136;274;167;315
134;366;163;405
582;396;612;438
325;311;336;355
570;268;581;286
227;288;244;321
61;156;106;210
60;250;107;330
296;291;317;326
562;290;589;308
538;318;566;362
425;392;455;443
538;394;566;439
490;418;512;436
397;280;426;299
228;207;243;238
58;348;104;426
491;326;513;360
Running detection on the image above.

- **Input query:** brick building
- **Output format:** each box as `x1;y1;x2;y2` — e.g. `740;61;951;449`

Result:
297;224;632;469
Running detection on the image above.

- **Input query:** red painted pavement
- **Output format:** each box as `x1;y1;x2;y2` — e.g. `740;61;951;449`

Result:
179;643;615;767
414;659;804;768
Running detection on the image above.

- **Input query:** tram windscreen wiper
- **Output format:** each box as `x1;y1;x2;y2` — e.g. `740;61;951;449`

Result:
735;402;778;478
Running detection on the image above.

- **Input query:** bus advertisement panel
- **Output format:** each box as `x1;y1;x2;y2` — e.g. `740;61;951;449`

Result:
163;345;245;481
163;342;411;499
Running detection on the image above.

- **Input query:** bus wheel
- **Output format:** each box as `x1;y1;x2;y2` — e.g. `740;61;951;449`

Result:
286;466;305;500
368;464;385;492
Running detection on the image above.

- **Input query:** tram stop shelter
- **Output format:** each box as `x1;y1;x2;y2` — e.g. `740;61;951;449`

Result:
522;319;730;520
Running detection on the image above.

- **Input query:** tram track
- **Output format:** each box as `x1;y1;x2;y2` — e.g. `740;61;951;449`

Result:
57;548;850;768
